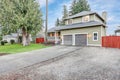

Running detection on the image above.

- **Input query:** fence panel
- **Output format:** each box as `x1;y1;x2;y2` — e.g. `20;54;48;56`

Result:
36;38;44;43
102;36;120;48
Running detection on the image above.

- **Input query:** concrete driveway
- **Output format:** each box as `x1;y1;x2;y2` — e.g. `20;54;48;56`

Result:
0;46;80;75
0;46;120;80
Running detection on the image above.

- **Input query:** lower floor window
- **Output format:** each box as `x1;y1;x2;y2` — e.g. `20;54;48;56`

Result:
93;32;98;41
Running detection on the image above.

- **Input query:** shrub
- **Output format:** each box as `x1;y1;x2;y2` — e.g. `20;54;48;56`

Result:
1;41;4;45
10;39;15;44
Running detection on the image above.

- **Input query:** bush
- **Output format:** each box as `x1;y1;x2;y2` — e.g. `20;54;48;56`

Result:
10;39;15;44
1;41;5;45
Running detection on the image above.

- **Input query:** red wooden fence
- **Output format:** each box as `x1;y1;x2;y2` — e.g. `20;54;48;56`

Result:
36;38;44;43
102;36;120;48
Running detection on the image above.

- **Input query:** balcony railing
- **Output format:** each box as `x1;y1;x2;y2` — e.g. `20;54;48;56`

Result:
47;36;61;42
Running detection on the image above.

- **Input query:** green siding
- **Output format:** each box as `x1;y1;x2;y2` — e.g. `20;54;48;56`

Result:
90;14;94;21
72;17;82;23
101;26;106;36
61;26;104;46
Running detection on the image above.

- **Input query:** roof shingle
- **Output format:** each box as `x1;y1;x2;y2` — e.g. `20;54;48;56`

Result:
48;21;106;32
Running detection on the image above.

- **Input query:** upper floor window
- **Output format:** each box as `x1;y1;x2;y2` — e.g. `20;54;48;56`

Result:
82;15;89;22
68;19;72;24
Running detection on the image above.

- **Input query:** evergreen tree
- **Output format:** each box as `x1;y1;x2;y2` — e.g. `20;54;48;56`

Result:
70;0;91;15
61;5;68;25
62;5;68;19
0;0;43;46
55;18;60;26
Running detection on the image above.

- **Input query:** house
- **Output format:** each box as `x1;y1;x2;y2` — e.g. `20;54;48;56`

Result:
48;11;107;46
2;33;18;43
115;27;120;36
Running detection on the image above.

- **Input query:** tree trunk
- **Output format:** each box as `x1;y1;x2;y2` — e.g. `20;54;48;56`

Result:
26;33;30;45
22;27;30;46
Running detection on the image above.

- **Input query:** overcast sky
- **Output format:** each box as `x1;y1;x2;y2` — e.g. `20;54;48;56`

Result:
37;0;120;35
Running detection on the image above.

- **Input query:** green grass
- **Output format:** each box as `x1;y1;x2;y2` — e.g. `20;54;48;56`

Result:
0;44;48;54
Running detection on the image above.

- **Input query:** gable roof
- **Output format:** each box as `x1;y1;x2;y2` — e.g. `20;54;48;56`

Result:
115;29;120;33
47;27;56;33
64;11;105;22
48;21;106;32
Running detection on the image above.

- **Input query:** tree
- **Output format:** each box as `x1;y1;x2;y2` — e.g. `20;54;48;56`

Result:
70;0;77;15
55;18;60;26
70;0;91;15
0;0;43;46
62;5;68;19
61;5;68;25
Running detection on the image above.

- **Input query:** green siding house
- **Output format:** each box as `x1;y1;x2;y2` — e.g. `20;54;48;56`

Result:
48;11;107;46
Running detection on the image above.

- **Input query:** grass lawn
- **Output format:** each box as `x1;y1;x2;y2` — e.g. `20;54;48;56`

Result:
0;44;48;54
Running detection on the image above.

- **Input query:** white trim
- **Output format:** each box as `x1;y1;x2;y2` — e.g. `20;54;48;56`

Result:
55;31;57;44
101;26;103;45
101;26;103;37
72;34;75;45
94;14;96;21
61;35;64;45
93;32;98;41
88;44;101;46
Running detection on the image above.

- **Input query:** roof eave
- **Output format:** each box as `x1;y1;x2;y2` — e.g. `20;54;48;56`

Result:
64;13;95;20
58;24;105;31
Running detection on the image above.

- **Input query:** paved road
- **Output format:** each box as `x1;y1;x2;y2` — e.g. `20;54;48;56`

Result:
0;46;80;75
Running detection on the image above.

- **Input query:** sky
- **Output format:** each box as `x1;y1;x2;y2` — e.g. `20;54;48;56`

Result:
37;0;120;35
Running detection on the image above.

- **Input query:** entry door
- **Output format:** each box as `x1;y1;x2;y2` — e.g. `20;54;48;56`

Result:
63;35;72;45
75;34;87;46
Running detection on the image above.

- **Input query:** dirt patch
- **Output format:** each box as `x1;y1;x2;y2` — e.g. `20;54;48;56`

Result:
0;53;8;56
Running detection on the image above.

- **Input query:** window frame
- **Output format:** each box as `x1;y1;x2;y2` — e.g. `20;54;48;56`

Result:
82;15;90;22
93;32;98;41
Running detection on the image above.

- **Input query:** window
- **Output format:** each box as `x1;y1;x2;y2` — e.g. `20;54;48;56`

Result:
82;15;89;22
93;32;98;41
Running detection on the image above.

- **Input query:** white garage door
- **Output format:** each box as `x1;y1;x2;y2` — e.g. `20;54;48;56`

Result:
63;35;72;45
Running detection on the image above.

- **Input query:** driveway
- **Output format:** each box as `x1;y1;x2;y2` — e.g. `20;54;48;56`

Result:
0;46;120;80
0;46;80;74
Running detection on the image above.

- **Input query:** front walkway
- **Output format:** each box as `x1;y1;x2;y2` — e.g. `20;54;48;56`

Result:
0;46;80;75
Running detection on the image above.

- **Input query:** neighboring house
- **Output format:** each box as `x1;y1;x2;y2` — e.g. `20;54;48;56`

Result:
3;33;18;43
115;30;120;36
115;28;120;36
48;11;107;46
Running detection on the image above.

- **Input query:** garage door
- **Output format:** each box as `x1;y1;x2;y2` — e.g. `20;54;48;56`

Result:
63;35;72;45
75;34;87;46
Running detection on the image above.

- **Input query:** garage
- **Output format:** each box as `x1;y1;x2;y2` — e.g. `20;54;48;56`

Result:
75;34;87;46
63;35;73;45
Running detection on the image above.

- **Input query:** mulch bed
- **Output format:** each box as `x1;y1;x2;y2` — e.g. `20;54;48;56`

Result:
0;53;8;56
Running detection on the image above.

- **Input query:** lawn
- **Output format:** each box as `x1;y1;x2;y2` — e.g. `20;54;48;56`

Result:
0;44;48;54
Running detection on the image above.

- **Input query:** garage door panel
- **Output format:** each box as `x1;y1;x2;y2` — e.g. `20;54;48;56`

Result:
75;34;87;46
63;35;72;45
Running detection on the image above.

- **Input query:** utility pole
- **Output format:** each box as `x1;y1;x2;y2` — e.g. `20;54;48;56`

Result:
45;0;48;43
